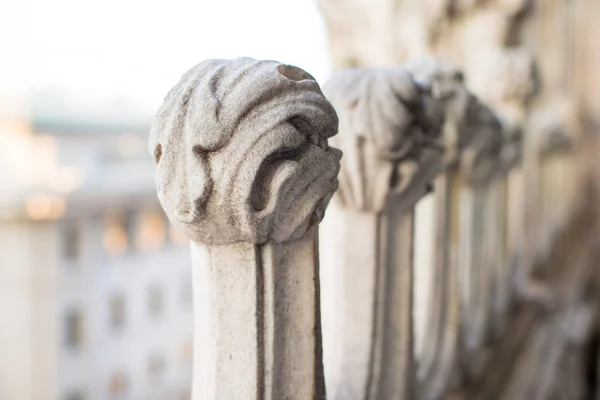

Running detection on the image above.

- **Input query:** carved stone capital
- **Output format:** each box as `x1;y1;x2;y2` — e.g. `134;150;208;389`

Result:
323;67;444;212
407;59;503;171
150;58;342;245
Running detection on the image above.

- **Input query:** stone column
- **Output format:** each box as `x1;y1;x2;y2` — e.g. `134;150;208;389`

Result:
321;66;445;400
149;58;342;400
491;127;523;332
528;100;582;263
409;60;504;399
504;128;525;290
406;61;505;397
455;104;505;381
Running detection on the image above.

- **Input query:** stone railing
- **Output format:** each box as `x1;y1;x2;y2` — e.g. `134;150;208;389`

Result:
150;57;591;399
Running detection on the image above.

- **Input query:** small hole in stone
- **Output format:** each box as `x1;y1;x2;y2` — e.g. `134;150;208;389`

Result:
277;64;314;82
154;144;162;164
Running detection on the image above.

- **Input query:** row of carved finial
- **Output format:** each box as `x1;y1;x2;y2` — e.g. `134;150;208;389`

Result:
324;59;519;211
150;58;342;245
150;57;578;245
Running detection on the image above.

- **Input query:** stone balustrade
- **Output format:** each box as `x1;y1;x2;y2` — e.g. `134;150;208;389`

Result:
151;56;593;400
150;58;340;399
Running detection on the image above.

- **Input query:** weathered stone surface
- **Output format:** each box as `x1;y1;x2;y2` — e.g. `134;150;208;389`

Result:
150;58;342;246
151;58;340;400
318;0;600;398
191;236;326;400
406;59;504;175
322;66;442;400
323;66;443;212
321;63;504;400
403;60;508;398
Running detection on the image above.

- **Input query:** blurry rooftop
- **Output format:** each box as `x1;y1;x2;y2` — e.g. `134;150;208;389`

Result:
0;90;157;221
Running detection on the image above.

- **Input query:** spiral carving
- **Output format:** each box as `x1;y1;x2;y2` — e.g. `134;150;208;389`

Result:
150;58;342;245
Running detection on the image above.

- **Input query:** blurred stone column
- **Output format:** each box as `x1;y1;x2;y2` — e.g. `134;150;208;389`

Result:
455;104;505;382
150;58;342;400
407;60;504;399
491;126;523;332
322;67;444;400
529;101;583;262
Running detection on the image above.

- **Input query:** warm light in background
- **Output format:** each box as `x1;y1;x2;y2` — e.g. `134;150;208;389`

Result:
25;194;66;220
103;214;129;257
136;210;166;252
169;224;189;245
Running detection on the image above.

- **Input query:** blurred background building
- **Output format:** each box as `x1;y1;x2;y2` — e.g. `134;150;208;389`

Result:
0;96;194;400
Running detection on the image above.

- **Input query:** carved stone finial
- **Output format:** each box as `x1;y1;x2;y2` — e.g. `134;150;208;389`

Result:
405;59;504;185
323;67;444;211
406;58;502;169
150;58;342;245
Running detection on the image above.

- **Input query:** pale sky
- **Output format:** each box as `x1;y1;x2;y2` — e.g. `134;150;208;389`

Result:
1;0;332;113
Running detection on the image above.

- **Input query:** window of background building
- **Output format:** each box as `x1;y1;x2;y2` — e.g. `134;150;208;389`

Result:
102;214;128;257
108;371;129;398
148;285;164;318
62;221;81;262
135;210;165;252
65;309;83;349
147;354;166;382
109;294;126;331
102;212;135;257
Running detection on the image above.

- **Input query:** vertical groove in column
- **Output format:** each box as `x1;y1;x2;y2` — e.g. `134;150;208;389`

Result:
405;210;416;398
256;244;266;400
150;58;339;400
418;170;462;399
365;211;387;400
313;235;327;400
373;208;416;399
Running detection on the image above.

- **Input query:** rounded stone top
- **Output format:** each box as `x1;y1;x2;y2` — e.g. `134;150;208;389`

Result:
323;61;504;210
323;67;444;211
407;58;502;167
150;58;342;245
408;59;505;184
